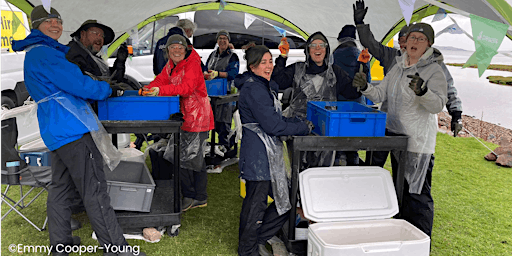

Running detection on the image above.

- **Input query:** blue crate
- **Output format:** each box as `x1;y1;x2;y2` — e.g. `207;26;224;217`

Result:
20;151;51;166
365;97;375;106
98;91;180;121
205;79;228;96
307;101;386;137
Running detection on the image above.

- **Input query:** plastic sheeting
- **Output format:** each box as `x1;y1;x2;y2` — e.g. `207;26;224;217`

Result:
163;131;209;171
34;91;122;171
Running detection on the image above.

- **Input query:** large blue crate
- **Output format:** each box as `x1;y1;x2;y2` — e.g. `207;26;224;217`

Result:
20;151;51;166
307;101;386;137
365;97;375;106
98;90;180;121
205;78;228;96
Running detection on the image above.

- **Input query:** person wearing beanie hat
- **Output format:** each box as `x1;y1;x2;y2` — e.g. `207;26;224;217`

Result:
353;0;463;166
66;19;129;88
142;30;214;212
332;24;371;166
407;22;435;46
352;5;450;237
272;31;361;169
153;19;197;75
203;29;240;161
12;5;145;256
234;45;311;256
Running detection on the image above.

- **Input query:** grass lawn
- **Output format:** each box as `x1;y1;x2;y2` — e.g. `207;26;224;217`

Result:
2;133;511;255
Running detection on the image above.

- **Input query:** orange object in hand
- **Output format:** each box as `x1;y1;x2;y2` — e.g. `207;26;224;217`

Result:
278;37;290;57
127;45;133;55
358;48;370;63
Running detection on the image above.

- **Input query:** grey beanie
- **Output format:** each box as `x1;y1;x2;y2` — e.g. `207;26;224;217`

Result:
216;30;230;41
309;33;327;43
407;23;435;45
31;5;61;29
398;25;409;38
164;34;189;59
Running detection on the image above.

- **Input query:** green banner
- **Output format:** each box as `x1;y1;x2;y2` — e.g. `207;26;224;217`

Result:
463;14;508;77
12;12;21;34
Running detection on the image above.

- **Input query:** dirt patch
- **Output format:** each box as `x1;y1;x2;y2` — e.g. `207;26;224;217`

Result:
438;111;512;146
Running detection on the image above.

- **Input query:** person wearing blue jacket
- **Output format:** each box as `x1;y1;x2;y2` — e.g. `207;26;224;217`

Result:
203;30;240;159
12;6;142;256
235;45;313;256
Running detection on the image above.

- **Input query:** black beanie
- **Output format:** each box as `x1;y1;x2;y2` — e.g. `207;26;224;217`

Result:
338;25;357;41
407;23;435;45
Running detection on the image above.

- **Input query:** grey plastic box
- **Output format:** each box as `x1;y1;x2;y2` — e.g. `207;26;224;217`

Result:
103;161;155;212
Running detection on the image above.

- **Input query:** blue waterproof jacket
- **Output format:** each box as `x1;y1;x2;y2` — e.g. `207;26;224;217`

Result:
235;72;309;181
12;29;112;151
332;42;371;103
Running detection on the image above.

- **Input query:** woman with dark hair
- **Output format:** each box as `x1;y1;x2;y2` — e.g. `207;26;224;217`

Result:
234;45;313;256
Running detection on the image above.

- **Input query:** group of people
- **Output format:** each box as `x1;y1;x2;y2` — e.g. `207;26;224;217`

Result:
13;0;464;255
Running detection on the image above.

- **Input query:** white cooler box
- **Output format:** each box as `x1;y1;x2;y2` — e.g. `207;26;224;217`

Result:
299;166;430;256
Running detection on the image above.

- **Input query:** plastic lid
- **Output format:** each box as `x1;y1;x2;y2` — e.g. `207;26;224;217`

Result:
299;166;399;223
6;161;20;167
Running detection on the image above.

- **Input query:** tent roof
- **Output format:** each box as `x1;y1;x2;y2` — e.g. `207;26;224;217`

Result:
8;0;512;48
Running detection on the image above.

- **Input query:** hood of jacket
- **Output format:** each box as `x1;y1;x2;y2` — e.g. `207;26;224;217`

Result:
397;47;444;69
12;29;68;54
304;31;331;67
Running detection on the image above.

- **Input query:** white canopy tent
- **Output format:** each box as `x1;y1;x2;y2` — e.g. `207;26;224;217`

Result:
8;0;512;52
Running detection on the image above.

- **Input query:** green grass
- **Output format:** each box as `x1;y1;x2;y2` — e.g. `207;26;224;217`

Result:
2;133;511;255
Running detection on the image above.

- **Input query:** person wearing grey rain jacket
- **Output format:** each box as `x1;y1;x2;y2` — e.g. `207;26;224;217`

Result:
235;45;312;256
353;0;464;168
352;22;448;237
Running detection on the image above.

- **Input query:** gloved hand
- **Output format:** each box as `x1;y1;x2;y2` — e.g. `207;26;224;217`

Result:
278;37;290;57
169;112;184;122
353;0;368;25
279;135;293;142
117;43;129;63
451;111;463;137
305;120;315;134
407;72;428;96
111;82;132;91
208;70;219;80
352;70;368;91
139;86;160;96
109;84;125;97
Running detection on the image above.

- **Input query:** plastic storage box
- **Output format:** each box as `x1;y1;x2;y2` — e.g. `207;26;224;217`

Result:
103;161;155;212
97;90;179;121
365;97;375;106
20;151;51;166
205;78;228;96
307;101;386;137
300;166;430;256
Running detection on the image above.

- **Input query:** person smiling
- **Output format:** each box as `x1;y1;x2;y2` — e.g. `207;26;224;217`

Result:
352;22;448;237
234;45;313;256
143;34;214;211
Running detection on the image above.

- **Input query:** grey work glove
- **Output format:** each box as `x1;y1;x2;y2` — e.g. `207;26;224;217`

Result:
352;71;368;91
451;111;463;137
407;72;428;96
109;84;125;98
353;0;368;25
279;135;293;142
305;120;315;134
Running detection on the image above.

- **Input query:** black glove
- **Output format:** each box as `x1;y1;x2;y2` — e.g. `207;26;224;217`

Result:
305;120;315;134
407;72;428;96
279;135;293;142
109;84;125;97
450;111;463;137
169;112;184;122
117;43;129;63
353;0;368;25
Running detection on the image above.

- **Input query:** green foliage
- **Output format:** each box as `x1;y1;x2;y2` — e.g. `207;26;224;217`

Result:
2;133;511;255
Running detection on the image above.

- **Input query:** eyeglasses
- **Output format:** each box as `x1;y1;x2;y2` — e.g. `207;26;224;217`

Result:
42;18;63;26
169;45;185;50
309;42;328;49
218;36;229;41
88;30;104;38
407;36;428;43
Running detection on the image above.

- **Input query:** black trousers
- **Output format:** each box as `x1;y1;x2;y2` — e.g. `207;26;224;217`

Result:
390;152;435;237
238;180;290;256
215;121;235;149
180;167;208;201
48;133;126;251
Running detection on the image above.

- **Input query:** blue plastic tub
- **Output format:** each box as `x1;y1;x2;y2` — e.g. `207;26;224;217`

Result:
20;151;51;166
205;79;228;96
365;97;375;106
307;101;386;137
98;91;180;121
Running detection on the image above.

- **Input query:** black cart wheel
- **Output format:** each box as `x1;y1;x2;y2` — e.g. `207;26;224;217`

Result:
167;227;180;237
1;96;15;110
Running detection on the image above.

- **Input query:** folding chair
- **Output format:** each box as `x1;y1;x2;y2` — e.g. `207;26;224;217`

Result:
1;117;52;231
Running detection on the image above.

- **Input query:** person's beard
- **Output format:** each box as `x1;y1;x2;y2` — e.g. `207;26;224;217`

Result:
87;44;99;55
